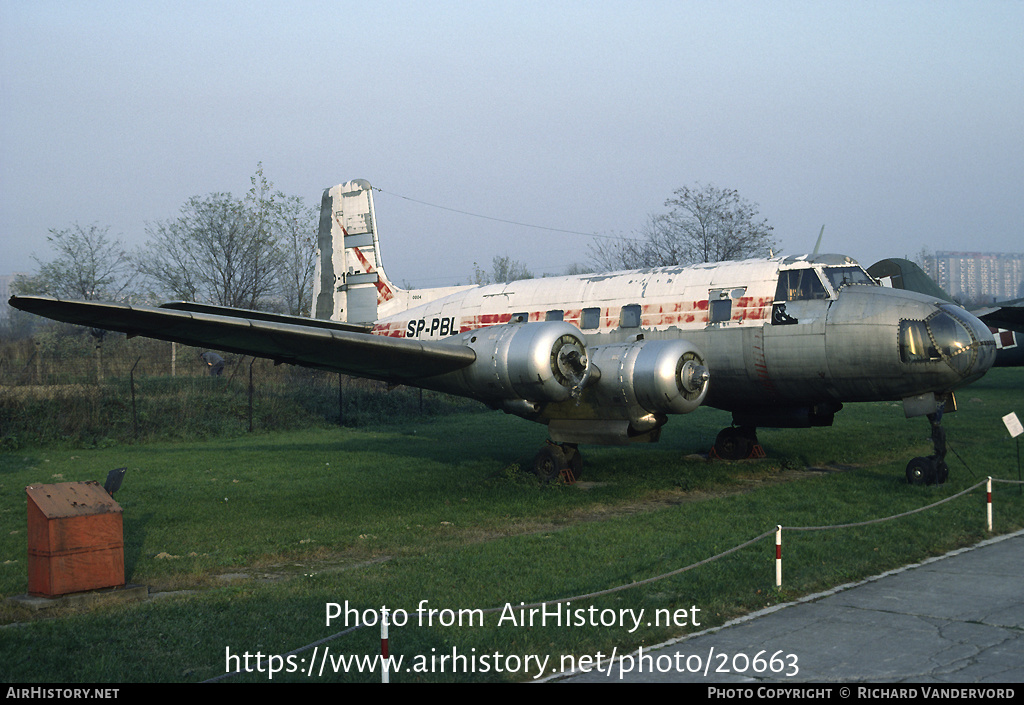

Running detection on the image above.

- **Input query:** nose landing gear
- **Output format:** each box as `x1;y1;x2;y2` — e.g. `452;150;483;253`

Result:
906;409;949;485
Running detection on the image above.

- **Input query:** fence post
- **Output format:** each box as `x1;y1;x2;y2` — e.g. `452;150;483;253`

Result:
248;358;255;433
775;525;782;588
986;477;993;532
381;606;390;683
130;356;141;438
338;373;344;426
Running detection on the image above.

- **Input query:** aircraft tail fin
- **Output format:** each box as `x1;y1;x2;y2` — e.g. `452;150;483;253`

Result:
867;258;954;303
312;180;399;323
812;225;825;255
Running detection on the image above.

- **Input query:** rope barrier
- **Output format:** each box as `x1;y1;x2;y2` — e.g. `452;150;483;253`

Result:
783;479;987;532
474;526;778;618
773;477;1024;586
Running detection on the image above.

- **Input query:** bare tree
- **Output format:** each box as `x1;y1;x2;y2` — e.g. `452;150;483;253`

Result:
563;262;596;275
473;255;534;285
138;165;288;309
590;215;681;271
590;183;777;271
137;216;202;302
14;223;135;301
275;193;318;316
139;192;280;308
138;165;317;312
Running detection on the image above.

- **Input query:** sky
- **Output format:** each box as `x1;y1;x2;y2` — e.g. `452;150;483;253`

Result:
2;1;1022;290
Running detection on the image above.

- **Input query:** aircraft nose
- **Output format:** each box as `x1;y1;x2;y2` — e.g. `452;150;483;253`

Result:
933;305;997;381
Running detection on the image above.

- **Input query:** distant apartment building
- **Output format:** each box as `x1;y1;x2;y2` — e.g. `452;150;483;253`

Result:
923;252;1024;304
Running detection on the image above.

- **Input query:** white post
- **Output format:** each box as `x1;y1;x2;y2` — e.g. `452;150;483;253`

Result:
775;525;783;588
381;606;390;684
987;477;993;532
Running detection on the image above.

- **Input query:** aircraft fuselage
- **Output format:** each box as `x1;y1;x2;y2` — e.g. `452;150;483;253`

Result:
366;254;996;442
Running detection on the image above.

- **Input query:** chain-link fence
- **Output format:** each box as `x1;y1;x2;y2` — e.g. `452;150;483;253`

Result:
0;329;478;448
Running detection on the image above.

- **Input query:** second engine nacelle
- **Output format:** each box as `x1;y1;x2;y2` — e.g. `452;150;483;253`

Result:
457;321;591;403
589;337;709;416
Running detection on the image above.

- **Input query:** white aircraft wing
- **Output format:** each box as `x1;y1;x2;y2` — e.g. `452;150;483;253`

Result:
972;299;1024;334
9;295;476;383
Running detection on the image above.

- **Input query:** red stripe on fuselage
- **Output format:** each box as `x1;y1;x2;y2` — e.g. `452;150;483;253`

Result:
375;297;772;339
371;321;407;337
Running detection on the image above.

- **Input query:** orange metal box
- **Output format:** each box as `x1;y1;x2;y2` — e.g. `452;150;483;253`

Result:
26;481;124;597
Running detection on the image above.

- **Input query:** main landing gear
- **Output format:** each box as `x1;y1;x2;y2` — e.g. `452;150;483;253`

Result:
532;442;582;484
906;410;949;486
712;426;766;461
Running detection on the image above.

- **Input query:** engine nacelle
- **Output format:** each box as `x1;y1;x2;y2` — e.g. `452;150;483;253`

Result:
589;337;709;416
457;321;590;403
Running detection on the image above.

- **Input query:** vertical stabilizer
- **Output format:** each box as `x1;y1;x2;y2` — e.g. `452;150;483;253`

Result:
312;180;397;323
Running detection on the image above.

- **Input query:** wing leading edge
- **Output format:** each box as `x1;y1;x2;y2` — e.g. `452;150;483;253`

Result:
159;301;374;334
971;300;1024;334
8;296;476;383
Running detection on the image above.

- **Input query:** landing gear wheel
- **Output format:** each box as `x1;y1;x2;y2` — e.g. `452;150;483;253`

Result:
906;456;938;485
532;443;582;484
533;445;564;483
907;405;952;486
713;426;758;460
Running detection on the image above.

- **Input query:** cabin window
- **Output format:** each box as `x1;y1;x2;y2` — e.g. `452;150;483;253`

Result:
581;307;601;330
620;304;642;328
709;298;732;323
545;309;564;322
775;269;829;302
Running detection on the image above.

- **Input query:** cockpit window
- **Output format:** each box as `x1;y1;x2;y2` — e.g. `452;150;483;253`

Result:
931;309;976;375
900;308;977;375
899;320;939;363
775;269;829;302
823;266;875;292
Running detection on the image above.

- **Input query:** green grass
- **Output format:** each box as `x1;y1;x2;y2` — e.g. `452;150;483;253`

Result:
1;369;1022;682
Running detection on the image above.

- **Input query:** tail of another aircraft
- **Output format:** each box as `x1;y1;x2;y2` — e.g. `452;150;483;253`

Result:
867;258;955;303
